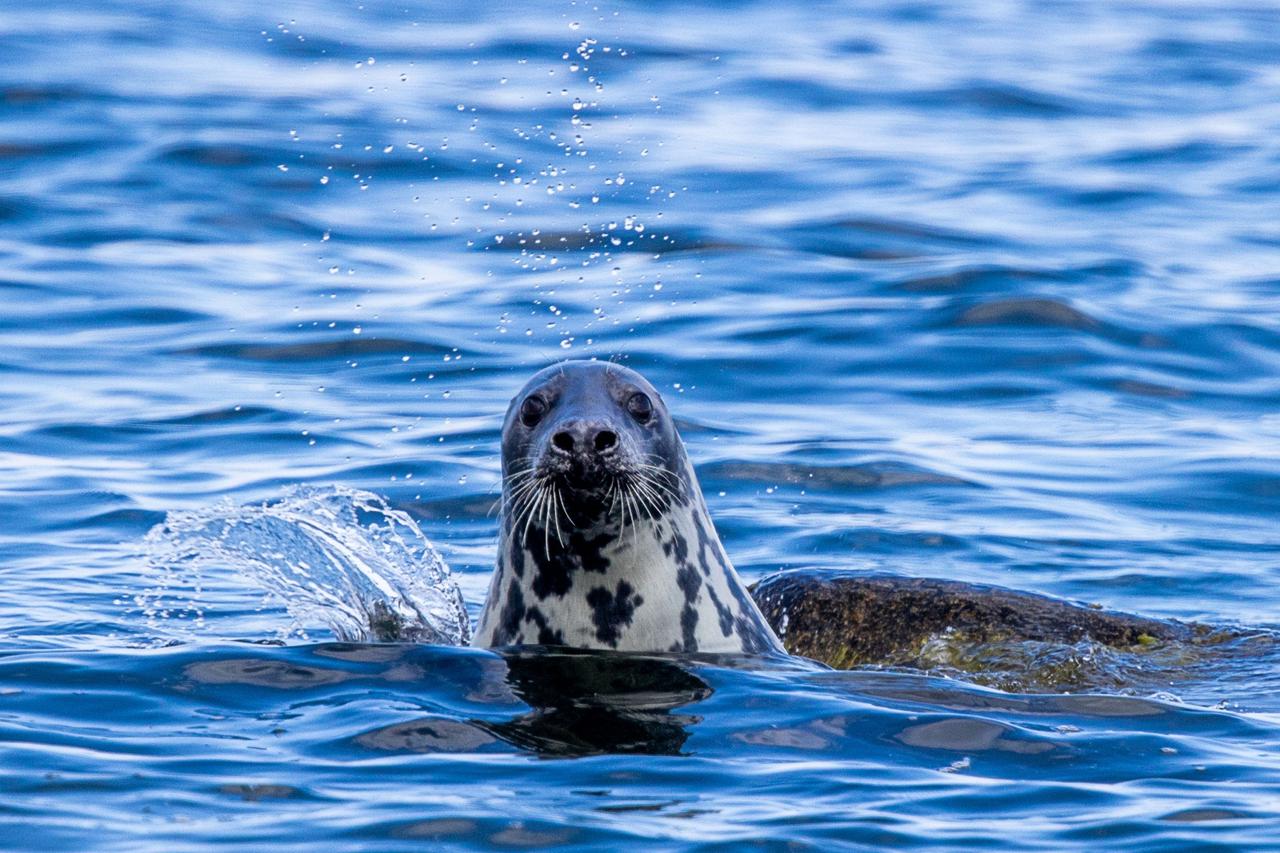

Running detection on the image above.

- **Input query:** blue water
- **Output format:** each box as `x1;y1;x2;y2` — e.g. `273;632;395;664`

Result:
3;0;1280;848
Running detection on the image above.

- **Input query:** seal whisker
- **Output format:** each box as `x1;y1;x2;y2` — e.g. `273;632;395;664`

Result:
549;481;567;547
505;479;543;527
638;454;679;471
631;471;676;507
506;477;545;504
633;461;682;490
632;487;662;521
628;476;665;518
617;480;632;545
541;483;554;558
606;474;623;533
512;486;534;541
520;481;548;548
504;477;533;499
622;481;642;546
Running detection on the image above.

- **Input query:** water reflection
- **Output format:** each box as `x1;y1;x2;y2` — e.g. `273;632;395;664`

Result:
479;649;712;757
351;648;714;757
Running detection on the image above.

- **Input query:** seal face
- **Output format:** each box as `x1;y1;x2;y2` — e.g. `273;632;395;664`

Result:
473;360;784;655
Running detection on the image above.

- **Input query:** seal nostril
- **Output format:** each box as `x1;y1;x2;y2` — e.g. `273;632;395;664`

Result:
594;430;617;452
552;431;575;454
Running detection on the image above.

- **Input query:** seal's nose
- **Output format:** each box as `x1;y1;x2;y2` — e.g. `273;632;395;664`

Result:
550;421;617;457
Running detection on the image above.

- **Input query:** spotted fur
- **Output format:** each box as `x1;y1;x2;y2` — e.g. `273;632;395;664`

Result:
472;361;784;656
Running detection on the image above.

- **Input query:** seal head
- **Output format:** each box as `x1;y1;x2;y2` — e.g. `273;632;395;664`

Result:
473;360;784;655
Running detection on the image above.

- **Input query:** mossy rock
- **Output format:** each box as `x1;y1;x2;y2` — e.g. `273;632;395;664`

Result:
749;570;1196;670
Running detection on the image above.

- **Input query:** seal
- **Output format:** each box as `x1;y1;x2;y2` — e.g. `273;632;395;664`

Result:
473;360;784;655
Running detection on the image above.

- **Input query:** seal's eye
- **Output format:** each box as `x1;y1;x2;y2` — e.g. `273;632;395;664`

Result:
520;396;547;428
626;392;653;424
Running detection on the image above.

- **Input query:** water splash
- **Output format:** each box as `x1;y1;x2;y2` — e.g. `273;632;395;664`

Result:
141;485;472;645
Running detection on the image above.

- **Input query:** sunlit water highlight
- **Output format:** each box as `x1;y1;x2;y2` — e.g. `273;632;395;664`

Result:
2;0;1280;848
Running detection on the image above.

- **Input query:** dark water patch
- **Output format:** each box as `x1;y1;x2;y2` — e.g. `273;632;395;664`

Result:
356;716;501;753
833;37;880;55
68;507;167;533
1098;139;1252;167
218;783;310;802
0;490;142;534
949;298;1103;331
39;227;225;248
173;337;460;362
0;86;94;107
0;140;103;160
701;460;974;491
150;405;293;426
1160;807;1258;823
0;276;44;291
927;82;1081;116
402;495;501;523
788;216;1004;263
891;265;1067;294
1112;379;1190;399
483;227;725;256
28;422;204;444
738;77;876;111
1060;184;1170;208
1140;34;1280;70
833;217;995;245
0;305;213;331
785;527;972;558
157;142;280;169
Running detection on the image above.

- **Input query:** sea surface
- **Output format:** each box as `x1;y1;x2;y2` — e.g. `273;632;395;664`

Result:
3;0;1280;849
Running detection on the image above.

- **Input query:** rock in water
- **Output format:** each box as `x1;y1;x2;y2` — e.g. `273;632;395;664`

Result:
750;570;1196;670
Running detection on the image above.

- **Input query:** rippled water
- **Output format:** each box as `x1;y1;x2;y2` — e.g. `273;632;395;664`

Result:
3;0;1280;848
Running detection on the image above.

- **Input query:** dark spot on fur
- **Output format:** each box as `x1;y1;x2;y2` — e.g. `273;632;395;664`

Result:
586;580;645;648
704;584;735;637
496;579;526;645
680;604;699;652
676;564;702;603
529;530;615;600
524;606;564;645
675;563;704;653
692;512;729;576
530;546;573;599
508;539;525;578
666;529;689;565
